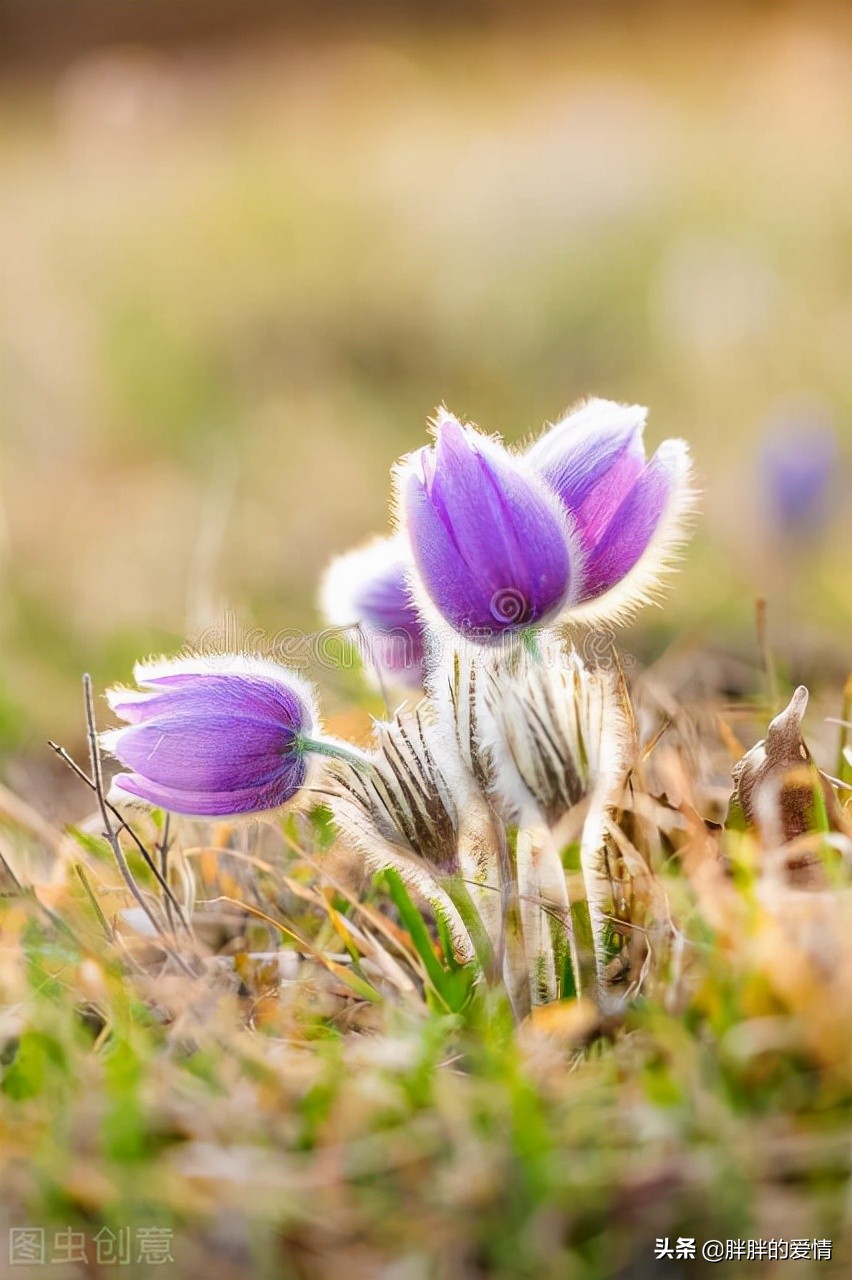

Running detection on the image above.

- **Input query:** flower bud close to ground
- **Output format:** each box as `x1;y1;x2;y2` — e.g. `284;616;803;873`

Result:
102;655;351;818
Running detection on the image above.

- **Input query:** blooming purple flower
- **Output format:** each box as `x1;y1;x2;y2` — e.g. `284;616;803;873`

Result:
320;535;425;688
526;398;694;623
759;408;839;538
395;410;573;640
102;655;326;817
395;401;693;641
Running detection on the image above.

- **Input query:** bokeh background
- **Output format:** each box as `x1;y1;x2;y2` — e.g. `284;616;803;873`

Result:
2;0;851;801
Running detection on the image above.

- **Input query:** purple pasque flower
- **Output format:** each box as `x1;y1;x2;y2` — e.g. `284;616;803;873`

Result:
526;398;694;623
759;406;839;538
102;655;331;817
320;534;425;688
395;410;573;640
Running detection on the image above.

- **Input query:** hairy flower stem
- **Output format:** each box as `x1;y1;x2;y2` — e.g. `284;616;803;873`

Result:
495;825;531;1021
440;874;495;977
515;817;579;1006
455;804;506;965
577;800;616;1000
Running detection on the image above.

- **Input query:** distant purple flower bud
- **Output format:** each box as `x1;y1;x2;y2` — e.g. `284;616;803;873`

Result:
320;535;425;688
759;409;839;538
396;410;573;640
527;398;695;624
102;655;326;817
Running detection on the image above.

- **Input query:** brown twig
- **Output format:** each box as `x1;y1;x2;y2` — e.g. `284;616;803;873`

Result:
48;739;191;934
74;674;196;975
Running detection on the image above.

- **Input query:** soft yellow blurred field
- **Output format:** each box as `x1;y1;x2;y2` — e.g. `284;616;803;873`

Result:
2;3;851;763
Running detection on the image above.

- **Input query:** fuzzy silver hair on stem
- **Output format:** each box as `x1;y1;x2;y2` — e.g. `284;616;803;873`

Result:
426;632;636;1006
485;635;635;1004
359;632;637;1009
323;705;504;967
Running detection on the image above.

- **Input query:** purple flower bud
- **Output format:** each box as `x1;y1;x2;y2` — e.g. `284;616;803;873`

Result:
102;655;325;817
320;535;425;688
396;411;573;640
759;408;839;538
526;399;694;623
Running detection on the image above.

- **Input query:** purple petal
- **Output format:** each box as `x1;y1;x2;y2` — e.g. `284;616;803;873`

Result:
361;623;425;687
108;711;302;793
404;415;571;636
110;674;309;732
104;659;321;817
577;442;679;602
111;768;306;817
527;400;647;526
353;563;427;683
352;558;420;635
320;537;427;685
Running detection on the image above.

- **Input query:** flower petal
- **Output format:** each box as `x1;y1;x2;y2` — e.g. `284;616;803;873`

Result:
133;654;318;714
107;673;309;731
102;656;326;817
103;711;301;792
527;399;648;526
398;412;572;637
108;769;306;817
319;534;426;687
569;438;696;622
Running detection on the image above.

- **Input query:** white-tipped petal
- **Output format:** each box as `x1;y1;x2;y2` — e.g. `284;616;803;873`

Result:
558;437;698;629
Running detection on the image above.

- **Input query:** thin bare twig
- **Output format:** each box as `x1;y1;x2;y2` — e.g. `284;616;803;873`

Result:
48;739;191;934
157;813;175;932
78;674;196;975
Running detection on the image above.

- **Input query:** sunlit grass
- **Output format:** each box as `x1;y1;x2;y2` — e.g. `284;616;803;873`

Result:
2;667;851;1277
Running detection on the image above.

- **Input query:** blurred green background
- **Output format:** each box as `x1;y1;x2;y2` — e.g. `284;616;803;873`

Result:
1;0;851;779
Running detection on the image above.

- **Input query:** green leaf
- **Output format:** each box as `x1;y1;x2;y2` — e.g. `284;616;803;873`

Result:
382;868;467;1012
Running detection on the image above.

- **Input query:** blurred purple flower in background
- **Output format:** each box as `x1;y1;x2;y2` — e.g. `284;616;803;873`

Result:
320;534;425;688
102;655;327;817
759;403;840;540
396;410;573;639
527;398;694;624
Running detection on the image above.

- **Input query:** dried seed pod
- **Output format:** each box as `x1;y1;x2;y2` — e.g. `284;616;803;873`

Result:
478;637;633;827
731;686;845;849
326;705;504;964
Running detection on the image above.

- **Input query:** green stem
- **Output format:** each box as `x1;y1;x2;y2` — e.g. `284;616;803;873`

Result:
521;627;542;664
441;874;495;978
298;735;373;774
